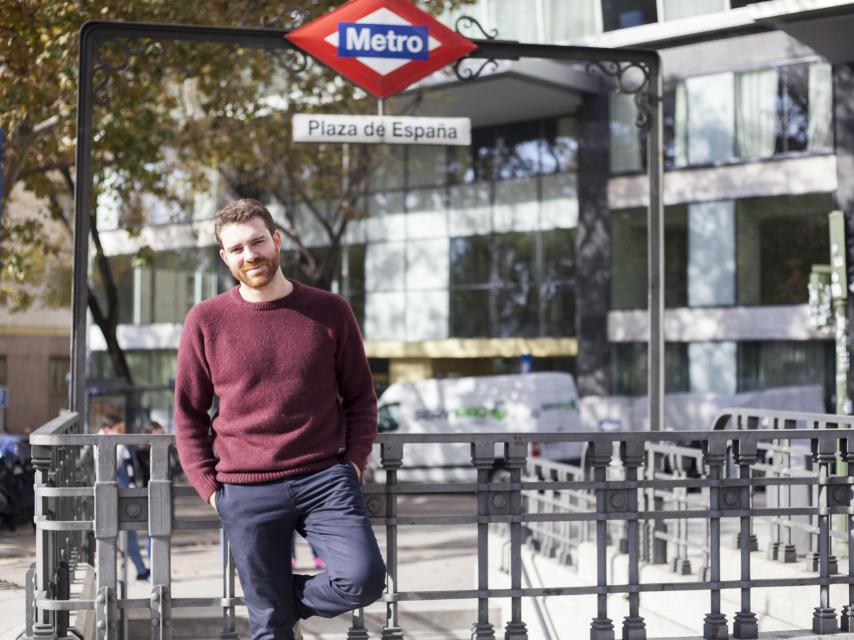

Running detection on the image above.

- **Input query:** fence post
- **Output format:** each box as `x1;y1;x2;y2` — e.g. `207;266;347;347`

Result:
504;439;528;640
811;434;839;634
589;438;615;640
840;436;854;631
732;437;758;640
702;438;728;640
380;441;404;640
621;439;646;640
94;436;119;640
471;441;497;640
31;447;56;640
149;440;173;640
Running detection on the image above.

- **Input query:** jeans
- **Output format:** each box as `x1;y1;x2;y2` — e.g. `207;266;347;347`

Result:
125;530;148;577
216;461;386;640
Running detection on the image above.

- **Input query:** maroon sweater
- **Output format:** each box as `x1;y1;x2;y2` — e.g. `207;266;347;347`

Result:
174;280;377;503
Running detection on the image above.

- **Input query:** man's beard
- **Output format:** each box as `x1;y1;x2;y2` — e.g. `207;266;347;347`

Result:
232;252;281;289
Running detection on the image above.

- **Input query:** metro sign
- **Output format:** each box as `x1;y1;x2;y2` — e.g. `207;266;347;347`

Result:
286;0;477;99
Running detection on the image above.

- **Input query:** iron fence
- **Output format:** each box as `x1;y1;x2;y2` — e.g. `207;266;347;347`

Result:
22;408;854;639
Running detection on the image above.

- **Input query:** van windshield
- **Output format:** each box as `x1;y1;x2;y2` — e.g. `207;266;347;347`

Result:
378;403;401;433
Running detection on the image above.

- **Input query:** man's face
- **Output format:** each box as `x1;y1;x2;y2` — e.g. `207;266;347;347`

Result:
219;217;282;290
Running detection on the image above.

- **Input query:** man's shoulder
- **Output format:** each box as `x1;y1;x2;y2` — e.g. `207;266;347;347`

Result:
297;281;349;310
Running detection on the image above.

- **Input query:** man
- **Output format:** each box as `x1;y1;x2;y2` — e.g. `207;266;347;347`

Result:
174;199;385;640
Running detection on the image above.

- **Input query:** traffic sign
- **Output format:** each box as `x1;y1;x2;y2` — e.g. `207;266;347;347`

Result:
286;0;477;99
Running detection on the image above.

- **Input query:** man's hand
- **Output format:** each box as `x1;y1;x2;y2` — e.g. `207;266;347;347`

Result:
350;461;362;479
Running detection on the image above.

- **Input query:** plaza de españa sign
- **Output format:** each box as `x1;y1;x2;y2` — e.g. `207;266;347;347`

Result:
286;0;477;99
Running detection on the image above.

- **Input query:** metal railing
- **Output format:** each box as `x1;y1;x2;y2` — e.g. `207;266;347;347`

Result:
22;408;854;639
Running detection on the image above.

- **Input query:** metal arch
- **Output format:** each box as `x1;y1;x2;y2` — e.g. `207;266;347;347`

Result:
270;48;310;77
452;57;501;80
92;38;165;107
260;7;309;30
453;15;500;81
585;60;655;131
454;15;499;40
70;19;665;436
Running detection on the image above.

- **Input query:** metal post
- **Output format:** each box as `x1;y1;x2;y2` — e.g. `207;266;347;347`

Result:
732;438;758;639
31;451;55;640
504;441;528;640
94;436;119;640
471;442;496;640
782;419;798;562
702;439;728;639
811;435;839;634
841;437;854;630
71;26;96;428
149;440;172;640
380;442;404;640
647;60;664;432
621;441;646;640
589;440;615;640
767;439;782;561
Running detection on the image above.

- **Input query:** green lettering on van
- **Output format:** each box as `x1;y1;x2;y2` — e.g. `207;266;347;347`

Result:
541;401;578;412
454;406;508;420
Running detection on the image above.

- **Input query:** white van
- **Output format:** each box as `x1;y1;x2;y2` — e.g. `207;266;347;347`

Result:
370;372;585;482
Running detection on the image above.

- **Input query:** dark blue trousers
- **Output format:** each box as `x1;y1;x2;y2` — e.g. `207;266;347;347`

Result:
215;461;386;640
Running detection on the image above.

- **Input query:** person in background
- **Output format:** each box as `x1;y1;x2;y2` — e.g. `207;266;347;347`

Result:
101;416;150;581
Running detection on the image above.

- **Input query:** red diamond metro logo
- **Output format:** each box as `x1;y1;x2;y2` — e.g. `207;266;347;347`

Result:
286;0;477;99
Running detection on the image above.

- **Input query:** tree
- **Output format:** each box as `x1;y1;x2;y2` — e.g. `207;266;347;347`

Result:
0;0;472;385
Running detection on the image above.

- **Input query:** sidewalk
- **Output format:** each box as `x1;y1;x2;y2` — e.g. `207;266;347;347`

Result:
0;527;36;640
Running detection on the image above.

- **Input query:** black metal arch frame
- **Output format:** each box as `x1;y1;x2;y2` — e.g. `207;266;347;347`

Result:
71;17;665;440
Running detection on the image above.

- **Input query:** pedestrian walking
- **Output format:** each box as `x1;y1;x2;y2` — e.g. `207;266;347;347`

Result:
100;416;150;580
174;199;385;640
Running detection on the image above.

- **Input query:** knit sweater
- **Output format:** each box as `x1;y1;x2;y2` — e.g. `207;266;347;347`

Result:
174;280;377;503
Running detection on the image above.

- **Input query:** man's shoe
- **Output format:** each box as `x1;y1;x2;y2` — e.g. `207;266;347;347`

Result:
136;570;150;581
293;620;304;640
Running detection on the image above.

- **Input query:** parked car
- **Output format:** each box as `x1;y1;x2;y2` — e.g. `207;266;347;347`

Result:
0;436;34;531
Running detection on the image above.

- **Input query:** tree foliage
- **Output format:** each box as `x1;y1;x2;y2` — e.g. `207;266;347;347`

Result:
0;0;471;384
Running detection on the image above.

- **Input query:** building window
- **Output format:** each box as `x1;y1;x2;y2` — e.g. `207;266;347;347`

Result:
687;201;735;307
622;62;834;174
661;0;726;21
735;193;832;305
601;0;658;31
105;248;219;325
450;229;576;339
610;342;690;395
737;340;834;409
543;0;599;41
729;0;772;8
611;205;688;310
350;115;578;343
48;357;70;419
613;194;832;311
610;94;643;173
90;350;178;428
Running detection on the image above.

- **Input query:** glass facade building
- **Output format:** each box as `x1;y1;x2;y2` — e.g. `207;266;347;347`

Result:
91;0;844;426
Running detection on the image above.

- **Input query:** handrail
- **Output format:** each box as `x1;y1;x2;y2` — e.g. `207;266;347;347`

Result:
21;409;854;640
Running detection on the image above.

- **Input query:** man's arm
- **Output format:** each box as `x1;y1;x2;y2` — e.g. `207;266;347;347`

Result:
335;299;378;474
174;308;220;504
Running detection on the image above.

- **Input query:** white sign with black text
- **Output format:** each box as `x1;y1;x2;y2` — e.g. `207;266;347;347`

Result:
292;114;471;146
